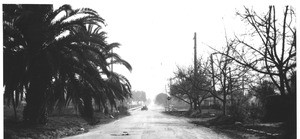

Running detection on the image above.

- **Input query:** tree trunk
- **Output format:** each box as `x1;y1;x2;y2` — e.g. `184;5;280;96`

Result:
12;94;18;120
23;75;48;124
189;99;193;110
197;100;202;113
83;94;94;120
278;73;286;96
23;56;50;125
222;98;226;116
98;101;102;112
193;99;198;110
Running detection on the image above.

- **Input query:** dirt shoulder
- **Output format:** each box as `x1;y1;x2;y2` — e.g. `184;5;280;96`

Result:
4;112;129;139
163;111;285;139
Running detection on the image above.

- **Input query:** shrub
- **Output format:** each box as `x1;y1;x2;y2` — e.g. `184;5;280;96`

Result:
208;115;236;125
190;110;202;118
117;105;129;115
228;92;265;123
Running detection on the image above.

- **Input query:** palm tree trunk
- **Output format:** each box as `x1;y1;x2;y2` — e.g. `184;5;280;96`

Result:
12;95;18;120
23;78;48;124
83;95;94;119
23;57;50;124
80;93;94;123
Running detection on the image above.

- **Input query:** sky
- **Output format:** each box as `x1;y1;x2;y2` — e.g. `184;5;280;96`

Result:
1;0;296;100
51;0;296;100
70;1;242;100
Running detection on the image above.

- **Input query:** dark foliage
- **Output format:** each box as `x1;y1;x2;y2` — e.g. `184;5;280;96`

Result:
154;93;168;106
3;4;132;124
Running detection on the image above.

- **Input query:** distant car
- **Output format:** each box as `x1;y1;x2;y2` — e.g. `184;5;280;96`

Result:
141;106;148;111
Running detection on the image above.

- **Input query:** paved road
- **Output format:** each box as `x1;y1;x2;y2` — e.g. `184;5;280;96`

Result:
64;106;230;139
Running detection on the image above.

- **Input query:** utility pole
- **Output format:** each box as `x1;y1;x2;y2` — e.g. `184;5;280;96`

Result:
242;48;245;95
169;78;172;90
242;73;245;95
229;67;233;106
193;32;197;78
110;48;114;112
193;32;197;110
111;48;113;72
210;54;216;105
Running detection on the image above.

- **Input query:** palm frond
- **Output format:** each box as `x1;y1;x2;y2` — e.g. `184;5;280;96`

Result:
107;53;132;71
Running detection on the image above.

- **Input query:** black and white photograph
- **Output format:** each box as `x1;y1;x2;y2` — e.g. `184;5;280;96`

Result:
2;0;297;138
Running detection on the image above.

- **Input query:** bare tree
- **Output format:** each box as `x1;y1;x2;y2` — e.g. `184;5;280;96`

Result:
209;37;255;116
209;42;233;115
223;6;296;96
169;77;194;109
216;6;296;137
169;59;212;111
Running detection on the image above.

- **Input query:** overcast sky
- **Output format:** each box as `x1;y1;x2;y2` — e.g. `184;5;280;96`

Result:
1;0;295;100
53;0;296;100
85;1;242;100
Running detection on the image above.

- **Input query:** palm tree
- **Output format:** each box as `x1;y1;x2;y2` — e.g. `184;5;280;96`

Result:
4;4;54;124
4;4;132;124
